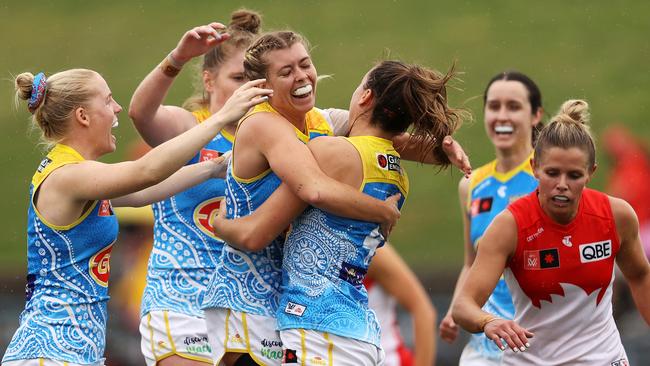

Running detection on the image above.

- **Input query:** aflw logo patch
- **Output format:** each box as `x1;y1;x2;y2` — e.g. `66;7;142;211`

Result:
524;248;560;270
89;242;114;287
193;197;224;240
376;153;401;173
284;301;306;317
37;158;52;173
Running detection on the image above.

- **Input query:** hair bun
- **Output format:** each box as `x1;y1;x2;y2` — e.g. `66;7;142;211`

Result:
556;99;590;126
15;72;35;102
229;9;262;34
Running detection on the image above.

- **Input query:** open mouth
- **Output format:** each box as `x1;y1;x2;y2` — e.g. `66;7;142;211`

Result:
112;118;119;128
494;125;513;135
291;84;313;98
552;195;570;205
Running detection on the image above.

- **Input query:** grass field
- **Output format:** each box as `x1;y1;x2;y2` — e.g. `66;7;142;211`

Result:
1;0;649;276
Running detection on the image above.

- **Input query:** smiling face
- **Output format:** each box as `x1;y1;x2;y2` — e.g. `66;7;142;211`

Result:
484;80;541;154
205;49;247;113
263;42;317;124
84;73;122;156
533;146;595;224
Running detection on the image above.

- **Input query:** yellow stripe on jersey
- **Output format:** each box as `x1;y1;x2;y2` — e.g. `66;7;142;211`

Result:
192;108;211;123
466;152;534;210
30;144;99;231
346;136;409;198
231;102;333;183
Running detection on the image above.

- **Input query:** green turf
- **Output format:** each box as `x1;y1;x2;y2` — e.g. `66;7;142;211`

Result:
1;0;649;274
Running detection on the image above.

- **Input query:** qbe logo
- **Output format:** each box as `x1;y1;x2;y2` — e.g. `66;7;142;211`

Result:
579;240;612;263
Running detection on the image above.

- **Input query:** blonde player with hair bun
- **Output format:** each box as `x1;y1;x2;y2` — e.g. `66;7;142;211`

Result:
1;69;270;366
453;99;650;365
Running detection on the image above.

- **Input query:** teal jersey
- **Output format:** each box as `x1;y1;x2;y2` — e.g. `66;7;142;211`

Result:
141;121;234;319
3;144;119;365
466;155;538;359
201;102;333;317
277;136;409;347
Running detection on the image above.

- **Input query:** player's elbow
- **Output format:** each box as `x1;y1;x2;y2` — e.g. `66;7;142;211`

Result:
296;185;324;207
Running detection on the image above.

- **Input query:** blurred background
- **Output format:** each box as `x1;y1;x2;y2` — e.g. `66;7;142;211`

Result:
1;1;649;364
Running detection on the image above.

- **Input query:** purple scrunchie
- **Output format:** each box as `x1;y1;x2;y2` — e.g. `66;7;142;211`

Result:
28;72;47;114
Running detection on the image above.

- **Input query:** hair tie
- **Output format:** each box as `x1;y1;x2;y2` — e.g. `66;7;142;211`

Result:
28;72;47;114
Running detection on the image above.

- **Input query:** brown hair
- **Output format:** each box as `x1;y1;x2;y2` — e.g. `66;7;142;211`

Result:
484;70;544;144
183;9;262;111
364;60;466;166
15;69;99;144
243;30;309;81
534;99;595;169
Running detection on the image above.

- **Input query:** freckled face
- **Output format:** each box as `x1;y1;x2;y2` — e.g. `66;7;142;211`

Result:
264;43;317;121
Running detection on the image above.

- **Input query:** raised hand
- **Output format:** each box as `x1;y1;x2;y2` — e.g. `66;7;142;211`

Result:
214;79;273;124
442;135;471;178
170;22;230;64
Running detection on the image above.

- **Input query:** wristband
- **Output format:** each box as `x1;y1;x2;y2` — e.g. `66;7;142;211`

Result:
479;314;501;331
159;53;183;77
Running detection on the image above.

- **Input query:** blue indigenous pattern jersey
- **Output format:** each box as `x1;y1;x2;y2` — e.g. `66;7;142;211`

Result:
201;102;333;317
141;109;234;318
3;144;119;365
277;136;409;347
466;154;537;360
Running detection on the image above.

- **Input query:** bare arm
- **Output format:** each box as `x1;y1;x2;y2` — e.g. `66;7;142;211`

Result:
440;176;474;343
451;210;533;353
129;22;229;146
112;153;229;208
392;133;471;177
52;81;271;202
212;182;307;251
367;244;437;366
612;196;650;324
240;116;400;231
323;109;471;175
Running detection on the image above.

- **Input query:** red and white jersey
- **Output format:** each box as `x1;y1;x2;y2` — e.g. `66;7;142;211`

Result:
365;278;413;366
503;189;629;365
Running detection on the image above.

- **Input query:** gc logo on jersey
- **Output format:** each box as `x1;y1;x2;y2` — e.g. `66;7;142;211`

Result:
193;197;224;240
89;242;114;287
580;240;612;263
376;153;401;173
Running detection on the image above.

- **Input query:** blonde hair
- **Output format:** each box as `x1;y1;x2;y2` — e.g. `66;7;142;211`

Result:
183;9;262;111
534;99;595;169
15;69;99;144
243;30;309;81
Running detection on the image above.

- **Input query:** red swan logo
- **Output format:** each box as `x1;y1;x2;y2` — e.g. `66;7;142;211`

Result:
193;197;224;240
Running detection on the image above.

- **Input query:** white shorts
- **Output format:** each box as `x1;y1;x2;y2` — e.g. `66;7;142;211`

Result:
204;308;283;366
139;310;213;366
2;360;103;366
279;329;385;366
459;343;501;366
